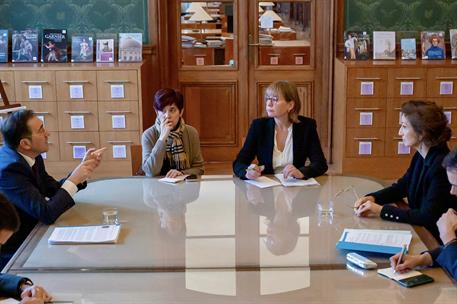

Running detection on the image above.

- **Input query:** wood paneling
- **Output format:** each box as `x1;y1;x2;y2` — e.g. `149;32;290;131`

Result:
15;70;56;101
21;101;59;131
0;72;15;102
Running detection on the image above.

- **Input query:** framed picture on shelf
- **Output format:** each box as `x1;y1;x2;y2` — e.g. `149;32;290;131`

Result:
450;29;457;60
373;31;396;60
421;31;445;60
400;38;416;60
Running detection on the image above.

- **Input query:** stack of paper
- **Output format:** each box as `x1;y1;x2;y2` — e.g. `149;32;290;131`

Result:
48;224;121;244
274;174;320;187
159;175;188;184
336;229;412;254
245;176;281;188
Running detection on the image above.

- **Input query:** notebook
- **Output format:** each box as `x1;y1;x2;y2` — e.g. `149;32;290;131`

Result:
48;224;121;244
377;267;434;287
159;175;188;184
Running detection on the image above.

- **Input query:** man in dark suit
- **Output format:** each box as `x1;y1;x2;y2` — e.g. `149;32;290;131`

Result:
0;193;52;303
0;109;103;264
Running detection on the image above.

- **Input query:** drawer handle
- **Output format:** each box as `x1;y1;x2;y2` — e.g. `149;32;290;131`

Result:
353;137;379;141
395;77;422;80
435;77;457;80
394;107;401;110
34;111;50;115
268;54;280;56
21;80;49;84
104;80;130;84
66;141;92;145
393;136;402;140
443;107;457;110
293;53;306;56
63;80;90;84
193;55;207;57
107;140;134;144
355;77;381;80
105;110;132;114
354;108;381;111
64;111;91;115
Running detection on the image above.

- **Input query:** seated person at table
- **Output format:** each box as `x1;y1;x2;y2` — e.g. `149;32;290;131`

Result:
0;193;52;303
233;80;327;180
354;100;454;241
142;88;204;177
390;148;457;280
0;110;103;265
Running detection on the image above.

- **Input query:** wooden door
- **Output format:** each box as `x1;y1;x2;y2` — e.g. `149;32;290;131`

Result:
159;0;334;165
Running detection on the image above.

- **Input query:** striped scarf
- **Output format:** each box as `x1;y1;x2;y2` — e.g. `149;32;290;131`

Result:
160;118;189;171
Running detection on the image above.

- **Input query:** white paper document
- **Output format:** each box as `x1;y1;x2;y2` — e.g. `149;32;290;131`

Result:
274;174;320;187
48;224;121;244
159;175;188;184
377;267;422;281
341;229;412;248
245;176;281;188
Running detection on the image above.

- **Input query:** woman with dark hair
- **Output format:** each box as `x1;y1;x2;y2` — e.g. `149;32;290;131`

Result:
142;88;204;177
354;100;454;240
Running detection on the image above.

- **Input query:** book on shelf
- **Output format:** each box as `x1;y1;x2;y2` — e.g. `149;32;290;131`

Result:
373;31;396;60
421;31;445;60
42;29;68;63
96;38;114;63
450;29;457;60
344;31;370;60
71;35;94;63
118;33;142;62
12;29;38;63
400;38;416;60
0;30;7;63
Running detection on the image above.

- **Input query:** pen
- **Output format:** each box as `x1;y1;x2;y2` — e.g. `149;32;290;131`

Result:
394;244;407;273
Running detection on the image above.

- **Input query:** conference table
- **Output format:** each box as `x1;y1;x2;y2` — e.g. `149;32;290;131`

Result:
4;175;457;303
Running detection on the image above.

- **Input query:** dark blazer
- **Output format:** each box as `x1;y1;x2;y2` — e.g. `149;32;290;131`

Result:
368;144;455;240
0;145;85;255
233;116;328;179
429;242;457;280
0;273;28;298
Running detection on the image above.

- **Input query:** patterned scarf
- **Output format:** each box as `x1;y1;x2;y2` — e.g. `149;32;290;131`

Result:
155;117;189;170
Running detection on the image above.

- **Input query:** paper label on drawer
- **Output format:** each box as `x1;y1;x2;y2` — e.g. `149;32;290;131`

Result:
397;141;410;155
358;141;372;155
444;111;452;124
440;81;453;95
28;85;43;99
359;112;373;126
69;84;84;99
399;112;404;124
110;84;125;99
295;56;303;65
195;57;205;66
270;56;279;65
360;82;374;96
41;152;47;160
112;115;126;129
113;145;127;159
70;115;85;129
72;145;86;159
400;81;414;96
36;115;45;125
260;15;273;29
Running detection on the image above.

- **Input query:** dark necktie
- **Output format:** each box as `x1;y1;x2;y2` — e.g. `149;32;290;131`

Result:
31;161;40;180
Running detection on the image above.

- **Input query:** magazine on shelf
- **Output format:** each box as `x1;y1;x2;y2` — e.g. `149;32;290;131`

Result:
96;38;114;63
421;31;445;60
118;33;142;62
0;30;7;63
450;29;457;60
42;29;68;63
344;31;370;60
12;29;38;63
400;38;416;60
373;31;396;60
71;35;94;62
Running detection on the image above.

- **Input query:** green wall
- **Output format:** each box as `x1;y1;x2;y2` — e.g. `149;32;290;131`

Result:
0;0;149;43
345;0;457;38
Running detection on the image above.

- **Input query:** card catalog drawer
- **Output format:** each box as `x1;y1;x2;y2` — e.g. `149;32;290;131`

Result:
347;68;387;98
346;99;386;128
98;101;139;131
385;128;413;157
386;98;410;128
14;71;56;101
42;132;60;161
56;71;97;101
59;132;100;161
434;98;457;128
57;102;98;132
427;68;457;98
97;70;138;101
0;72;16;102
99;131;140;161
345;128;385;157
22;101;59;131
387;68;426;98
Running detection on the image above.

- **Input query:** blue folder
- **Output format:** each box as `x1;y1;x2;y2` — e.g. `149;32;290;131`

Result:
336;230;408;255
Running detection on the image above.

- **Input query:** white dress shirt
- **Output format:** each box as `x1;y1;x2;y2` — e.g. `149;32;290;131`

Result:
272;126;293;173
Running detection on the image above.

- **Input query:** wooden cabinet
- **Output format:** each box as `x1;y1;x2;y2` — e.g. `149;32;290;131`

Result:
334;59;457;179
0;63;147;179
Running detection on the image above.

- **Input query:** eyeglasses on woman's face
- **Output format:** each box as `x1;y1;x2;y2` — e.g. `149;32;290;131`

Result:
265;95;281;105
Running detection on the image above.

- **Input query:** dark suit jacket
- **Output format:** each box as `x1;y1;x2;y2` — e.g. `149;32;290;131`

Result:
0;145;85;255
233;116;328;179
430;242;457;281
368;144;455;240
0;273;28;298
